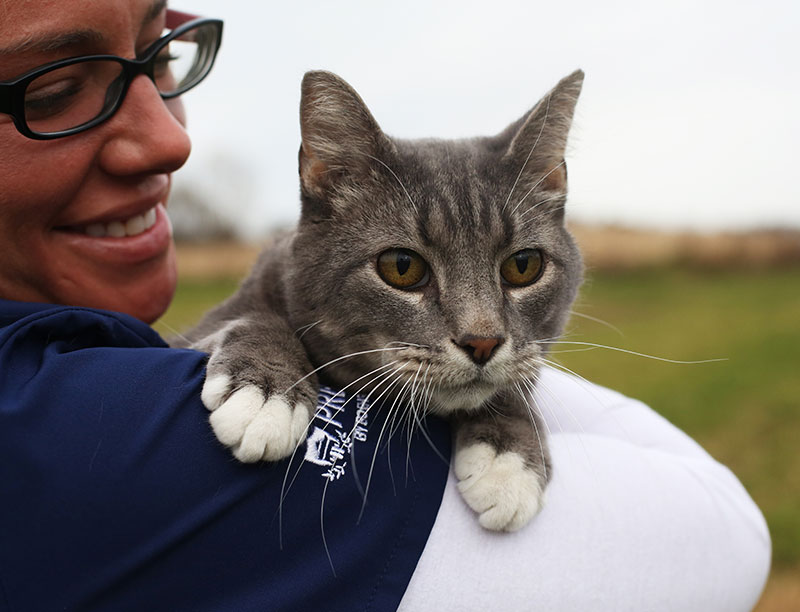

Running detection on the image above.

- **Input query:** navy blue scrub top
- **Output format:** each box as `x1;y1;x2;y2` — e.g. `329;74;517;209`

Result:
0;299;451;612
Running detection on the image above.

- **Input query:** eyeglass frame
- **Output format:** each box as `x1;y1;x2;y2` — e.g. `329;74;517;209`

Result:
0;10;223;140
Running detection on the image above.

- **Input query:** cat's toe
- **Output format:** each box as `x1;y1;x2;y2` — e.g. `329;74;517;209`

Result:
208;385;310;462
201;373;231;411
455;442;545;532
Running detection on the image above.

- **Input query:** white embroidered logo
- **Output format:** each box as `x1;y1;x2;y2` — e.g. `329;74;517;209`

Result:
303;386;369;482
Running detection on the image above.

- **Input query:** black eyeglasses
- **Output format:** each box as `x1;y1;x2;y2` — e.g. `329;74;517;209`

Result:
0;10;223;140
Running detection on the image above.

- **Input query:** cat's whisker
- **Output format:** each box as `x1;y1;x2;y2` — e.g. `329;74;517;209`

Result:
513;381;548;482
546;347;603;354
384;340;431;350
278;360;403;547
393;363;423;482
283;346;410;394
314;364;408;555
538;357;638;448
319;477;336;576
524;365;594;472
567;311;625;337
516;191;567;221
537;340;728;365
517;370;556;441
294;319;323;340
517;200;567;232
501;94;552;215
344;364;409;502
517;200;567;227
406;375;450;467
404;364;431;481
509;159;567;218
367;375;415;504
357;368;415;523
157;320;191;346
364;153;420;218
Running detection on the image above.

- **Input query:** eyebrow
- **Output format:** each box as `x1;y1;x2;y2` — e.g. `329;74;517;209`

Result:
0;30;105;57
0;0;168;58
144;0;169;24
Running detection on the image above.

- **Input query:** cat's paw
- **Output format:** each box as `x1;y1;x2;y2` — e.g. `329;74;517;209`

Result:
455;442;545;532
202;374;312;462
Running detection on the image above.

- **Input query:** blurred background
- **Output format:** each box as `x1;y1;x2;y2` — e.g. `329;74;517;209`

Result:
159;1;799;608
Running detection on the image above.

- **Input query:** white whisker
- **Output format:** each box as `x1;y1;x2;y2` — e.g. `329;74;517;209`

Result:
283;346;410;394
568;311;624;336
364;153;419;217
510;159;566;218
295;319;322;340
538;340;727;365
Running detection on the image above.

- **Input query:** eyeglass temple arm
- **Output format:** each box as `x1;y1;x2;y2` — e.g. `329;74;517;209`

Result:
166;9;200;30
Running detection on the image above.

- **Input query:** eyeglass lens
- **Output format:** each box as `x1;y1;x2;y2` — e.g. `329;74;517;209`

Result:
22;21;218;136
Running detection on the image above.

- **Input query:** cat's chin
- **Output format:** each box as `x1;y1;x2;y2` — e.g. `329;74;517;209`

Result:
429;384;499;414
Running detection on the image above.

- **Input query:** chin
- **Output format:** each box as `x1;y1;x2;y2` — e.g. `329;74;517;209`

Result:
82;249;177;324
430;384;498;414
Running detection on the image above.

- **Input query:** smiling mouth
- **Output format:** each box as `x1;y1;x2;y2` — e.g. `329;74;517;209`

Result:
58;205;159;239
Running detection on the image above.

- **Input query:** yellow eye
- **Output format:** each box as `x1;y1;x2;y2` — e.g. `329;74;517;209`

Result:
500;249;544;286
377;248;429;289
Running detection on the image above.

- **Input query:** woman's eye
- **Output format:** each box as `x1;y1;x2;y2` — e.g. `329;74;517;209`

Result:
24;79;83;120
500;249;544;286
153;47;179;77
377;248;429;289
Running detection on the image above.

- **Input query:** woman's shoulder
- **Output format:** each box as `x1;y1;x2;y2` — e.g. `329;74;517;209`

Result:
0;297;168;350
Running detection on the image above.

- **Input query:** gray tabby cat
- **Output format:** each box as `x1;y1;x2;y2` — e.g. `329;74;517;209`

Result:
177;69;584;532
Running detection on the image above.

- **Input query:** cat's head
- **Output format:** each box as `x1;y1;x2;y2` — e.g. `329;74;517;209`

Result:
287;70;584;413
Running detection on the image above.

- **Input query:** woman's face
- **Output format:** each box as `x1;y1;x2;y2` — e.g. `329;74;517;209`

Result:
0;0;191;323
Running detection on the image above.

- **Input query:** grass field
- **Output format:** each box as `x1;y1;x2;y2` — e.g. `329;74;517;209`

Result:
156;259;800;609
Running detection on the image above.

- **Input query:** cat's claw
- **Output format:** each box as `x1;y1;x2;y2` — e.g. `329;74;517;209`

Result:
203;376;310;463
455;442;545;532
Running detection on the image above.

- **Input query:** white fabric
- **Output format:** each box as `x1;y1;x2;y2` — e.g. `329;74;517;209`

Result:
399;367;771;612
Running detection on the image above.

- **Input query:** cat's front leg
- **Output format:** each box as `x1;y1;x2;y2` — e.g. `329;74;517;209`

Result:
453;392;551;531
189;312;317;463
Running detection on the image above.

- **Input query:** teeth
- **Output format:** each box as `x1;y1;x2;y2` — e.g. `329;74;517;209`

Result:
82;205;159;238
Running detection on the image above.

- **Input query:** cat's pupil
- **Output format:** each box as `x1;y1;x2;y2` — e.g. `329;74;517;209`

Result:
515;254;528;274
397;252;411;276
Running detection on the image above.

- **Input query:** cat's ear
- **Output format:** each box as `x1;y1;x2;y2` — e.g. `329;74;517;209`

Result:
299;71;392;200
501;69;584;194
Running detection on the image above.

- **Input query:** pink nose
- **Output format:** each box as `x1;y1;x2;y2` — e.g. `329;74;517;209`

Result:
456;335;504;365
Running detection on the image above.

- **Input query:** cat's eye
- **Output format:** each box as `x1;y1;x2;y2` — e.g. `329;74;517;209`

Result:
377;248;429;289
500;249;544;286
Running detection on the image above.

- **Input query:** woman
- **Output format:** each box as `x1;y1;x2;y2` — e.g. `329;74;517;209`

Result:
0;2;771;610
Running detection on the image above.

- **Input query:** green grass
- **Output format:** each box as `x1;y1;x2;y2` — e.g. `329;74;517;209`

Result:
156;265;800;568
154;277;241;340
555;266;800;568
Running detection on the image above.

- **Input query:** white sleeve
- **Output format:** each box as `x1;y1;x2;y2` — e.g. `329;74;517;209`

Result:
398;367;771;612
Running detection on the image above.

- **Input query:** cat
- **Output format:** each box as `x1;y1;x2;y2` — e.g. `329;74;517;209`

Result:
176;69;584;532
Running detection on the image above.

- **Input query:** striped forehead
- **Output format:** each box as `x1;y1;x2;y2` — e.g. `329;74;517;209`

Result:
393;141;515;249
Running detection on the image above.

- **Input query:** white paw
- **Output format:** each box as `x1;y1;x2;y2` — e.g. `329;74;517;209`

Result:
203;377;310;463
455;442;545;532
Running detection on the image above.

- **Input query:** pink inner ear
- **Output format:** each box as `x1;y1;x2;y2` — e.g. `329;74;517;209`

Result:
541;163;567;192
299;145;331;199
166;9;198;30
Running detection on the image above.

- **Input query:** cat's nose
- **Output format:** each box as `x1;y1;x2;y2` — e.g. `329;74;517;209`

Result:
455;335;504;365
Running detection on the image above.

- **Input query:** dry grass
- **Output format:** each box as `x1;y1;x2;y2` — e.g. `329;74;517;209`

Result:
571;225;800;269
570;225;800;270
175;226;800;279
755;570;800;611
175;240;261;280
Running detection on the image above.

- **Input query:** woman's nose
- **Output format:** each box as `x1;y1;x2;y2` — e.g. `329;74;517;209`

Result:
96;74;192;177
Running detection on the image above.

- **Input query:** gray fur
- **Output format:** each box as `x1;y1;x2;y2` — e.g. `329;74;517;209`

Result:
178;70;584;530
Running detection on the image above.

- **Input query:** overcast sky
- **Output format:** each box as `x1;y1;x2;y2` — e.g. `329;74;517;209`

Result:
174;0;799;238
